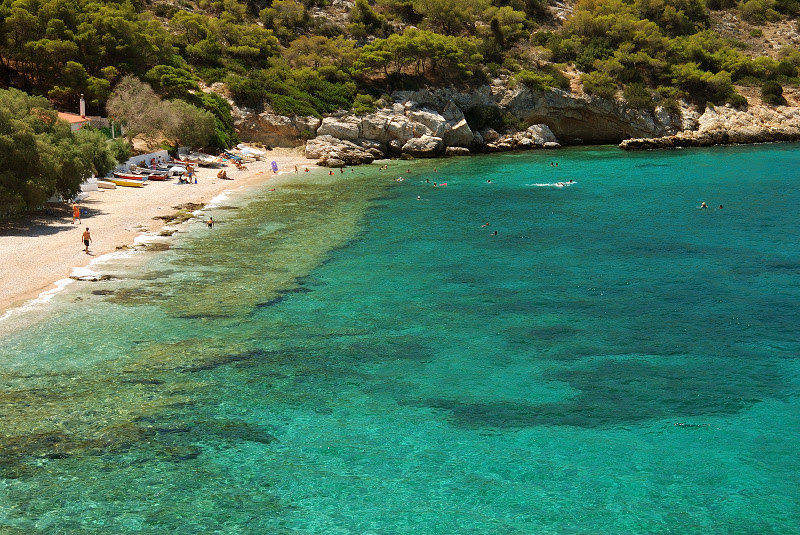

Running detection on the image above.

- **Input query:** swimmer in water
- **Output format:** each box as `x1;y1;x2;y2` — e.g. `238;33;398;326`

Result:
700;201;708;209
433;182;438;187
487;179;492;183
481;222;489;227
426;179;430;183
416;195;421;200
492;231;497;236
718;204;723;209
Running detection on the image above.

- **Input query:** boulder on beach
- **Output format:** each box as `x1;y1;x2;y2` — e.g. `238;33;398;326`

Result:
305;135;376;165
402;135;444;157
316;116;361;141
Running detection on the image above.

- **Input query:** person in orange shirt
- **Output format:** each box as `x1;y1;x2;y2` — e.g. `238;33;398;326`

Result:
72;203;81;224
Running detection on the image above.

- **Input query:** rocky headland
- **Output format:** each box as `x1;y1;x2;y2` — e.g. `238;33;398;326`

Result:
619;104;800;149
231;84;800;164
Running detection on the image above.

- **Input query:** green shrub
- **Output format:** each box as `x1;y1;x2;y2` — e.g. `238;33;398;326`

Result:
776;60;798;78
514;68;570;91
726;91;748;108
762;81;787;105
110;138;133;162
623;83;655;110
352;94;377;114
581;71;617;99
501;111;524;131
226;72;262;108
267;93;320;117
574;38;615;72
749;28;764;37
349;0;390;37
739;0;780;22
775;0;800;14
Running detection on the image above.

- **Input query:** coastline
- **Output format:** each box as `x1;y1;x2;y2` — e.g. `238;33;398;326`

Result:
0;147;315;317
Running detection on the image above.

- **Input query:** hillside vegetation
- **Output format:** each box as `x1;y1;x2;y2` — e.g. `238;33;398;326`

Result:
1;0;799;148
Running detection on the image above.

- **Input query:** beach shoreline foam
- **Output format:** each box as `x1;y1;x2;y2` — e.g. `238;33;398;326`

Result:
0;147;315;317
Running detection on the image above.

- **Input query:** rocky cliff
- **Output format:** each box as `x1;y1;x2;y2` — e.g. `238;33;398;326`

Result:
231;83;796;165
619;104;800;149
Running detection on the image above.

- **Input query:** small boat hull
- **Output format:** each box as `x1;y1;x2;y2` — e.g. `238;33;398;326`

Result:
109;178;144;188
97;180;116;189
113;172;148;181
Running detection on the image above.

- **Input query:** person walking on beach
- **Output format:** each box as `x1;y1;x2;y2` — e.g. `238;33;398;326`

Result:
72;203;81;224
82;228;92;254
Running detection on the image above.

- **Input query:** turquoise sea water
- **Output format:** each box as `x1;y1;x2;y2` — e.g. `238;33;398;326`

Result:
1;144;800;533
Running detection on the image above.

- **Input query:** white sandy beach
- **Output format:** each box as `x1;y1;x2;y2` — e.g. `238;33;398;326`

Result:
0;147;315;315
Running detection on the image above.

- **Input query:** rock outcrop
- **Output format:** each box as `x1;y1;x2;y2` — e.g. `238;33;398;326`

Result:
501;87;681;143
232;106;320;147
305;135;376;166
485;124;560;151
316;116;361;141
620;104;800;150
402;135;444;157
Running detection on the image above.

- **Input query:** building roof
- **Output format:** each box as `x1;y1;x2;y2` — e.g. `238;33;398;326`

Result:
57;112;90;124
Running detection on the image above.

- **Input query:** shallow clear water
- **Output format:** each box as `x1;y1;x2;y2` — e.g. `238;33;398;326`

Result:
1;145;799;533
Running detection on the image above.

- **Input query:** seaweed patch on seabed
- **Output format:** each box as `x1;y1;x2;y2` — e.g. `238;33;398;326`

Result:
129;338;274;375
104;286;168;305
251;285;314;311
0;369;203;479
422;357;787;429
0;340;282;479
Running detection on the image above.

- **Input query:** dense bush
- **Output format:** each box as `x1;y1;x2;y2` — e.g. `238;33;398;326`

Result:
354;28;483;85
513;68;571;91
762;81;787;105
623;83;655;109
739;0;780;22
581;71;618;98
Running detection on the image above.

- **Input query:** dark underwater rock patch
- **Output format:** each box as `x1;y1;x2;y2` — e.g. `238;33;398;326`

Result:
424;357;785;429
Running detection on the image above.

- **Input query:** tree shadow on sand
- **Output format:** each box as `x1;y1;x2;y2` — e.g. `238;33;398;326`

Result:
0;201;107;238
